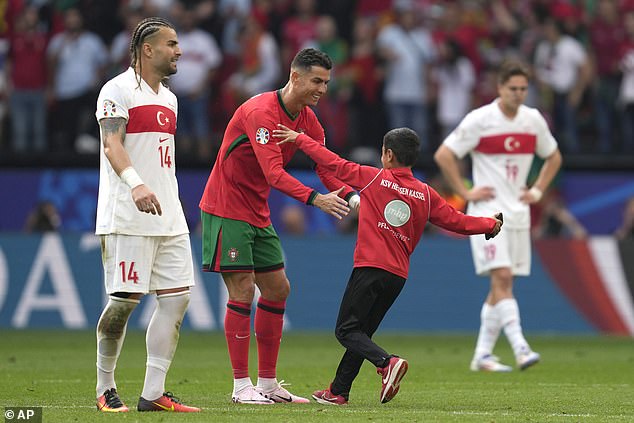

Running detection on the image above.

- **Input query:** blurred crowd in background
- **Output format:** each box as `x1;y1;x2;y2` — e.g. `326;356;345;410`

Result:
2;0;634;166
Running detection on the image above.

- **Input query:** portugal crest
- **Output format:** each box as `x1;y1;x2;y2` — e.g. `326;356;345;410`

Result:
228;248;240;262
255;127;270;144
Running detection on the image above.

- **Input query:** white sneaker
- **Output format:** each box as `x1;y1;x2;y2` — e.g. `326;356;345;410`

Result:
260;380;310;404
517;350;540;370
232;386;274;404
470;354;512;372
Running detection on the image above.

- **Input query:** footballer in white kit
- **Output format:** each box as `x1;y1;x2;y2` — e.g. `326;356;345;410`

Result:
95;67;194;294
435;60;562;373
443;100;558;276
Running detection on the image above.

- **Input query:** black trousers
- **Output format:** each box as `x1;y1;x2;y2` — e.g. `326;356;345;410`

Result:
330;267;406;398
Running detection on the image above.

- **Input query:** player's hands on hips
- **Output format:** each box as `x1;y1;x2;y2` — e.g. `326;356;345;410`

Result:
348;194;360;211
486;212;503;240
313;187;350;219
519;186;543;204
466;186;496;202
131;185;163;216
273;124;300;145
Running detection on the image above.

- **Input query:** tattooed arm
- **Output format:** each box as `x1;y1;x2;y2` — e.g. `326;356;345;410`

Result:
100;117;131;175
99;117;162;215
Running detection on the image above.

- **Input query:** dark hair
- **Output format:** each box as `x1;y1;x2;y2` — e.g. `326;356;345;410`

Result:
497;59;530;85
290;48;332;72
383;127;420;166
129;17;174;86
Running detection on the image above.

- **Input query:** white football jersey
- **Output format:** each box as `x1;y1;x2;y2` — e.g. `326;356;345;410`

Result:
95;68;188;236
443;100;558;229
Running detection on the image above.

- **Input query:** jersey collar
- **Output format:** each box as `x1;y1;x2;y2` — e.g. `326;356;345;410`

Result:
276;89;299;121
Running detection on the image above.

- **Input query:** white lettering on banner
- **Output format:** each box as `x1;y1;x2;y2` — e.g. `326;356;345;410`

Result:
0;247;7;315
12;234;86;328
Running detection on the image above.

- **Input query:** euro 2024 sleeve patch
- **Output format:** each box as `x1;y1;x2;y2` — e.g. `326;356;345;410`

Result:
102;100;117;117
255;127;270;144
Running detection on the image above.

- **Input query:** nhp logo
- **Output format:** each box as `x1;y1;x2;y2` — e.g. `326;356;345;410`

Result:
384;200;411;227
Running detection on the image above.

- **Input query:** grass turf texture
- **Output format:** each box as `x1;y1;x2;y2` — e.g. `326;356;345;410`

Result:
0;331;632;422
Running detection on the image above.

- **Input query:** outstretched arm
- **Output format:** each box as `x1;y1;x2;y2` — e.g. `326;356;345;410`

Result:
428;185;502;238
274;124;380;191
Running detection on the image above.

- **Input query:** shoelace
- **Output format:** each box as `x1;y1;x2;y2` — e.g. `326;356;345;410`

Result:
104;389;124;408
276;380;290;389
162;392;183;404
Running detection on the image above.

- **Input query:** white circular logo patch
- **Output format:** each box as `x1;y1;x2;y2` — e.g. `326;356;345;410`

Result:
102;100;117;117
255;127;270;144
384;200;411;227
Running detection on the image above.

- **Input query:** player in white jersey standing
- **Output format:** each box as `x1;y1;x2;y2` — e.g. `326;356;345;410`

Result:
94;17;199;412
434;60;562;372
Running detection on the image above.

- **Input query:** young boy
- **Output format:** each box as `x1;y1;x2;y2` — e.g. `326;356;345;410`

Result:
273;125;503;404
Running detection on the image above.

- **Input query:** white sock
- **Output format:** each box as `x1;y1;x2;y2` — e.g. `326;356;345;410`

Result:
96;296;139;397
141;291;190;401
496;298;529;357
474;302;501;359
233;377;253;394
257;377;278;392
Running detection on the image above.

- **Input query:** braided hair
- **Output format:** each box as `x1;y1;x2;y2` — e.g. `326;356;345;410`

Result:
129;17;175;88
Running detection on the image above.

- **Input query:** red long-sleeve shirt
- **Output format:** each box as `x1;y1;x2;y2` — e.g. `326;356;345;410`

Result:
295;133;497;279
200;90;353;227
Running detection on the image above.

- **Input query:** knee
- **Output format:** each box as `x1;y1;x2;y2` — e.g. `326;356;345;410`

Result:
334;324;348;344
490;269;514;297
224;274;256;302
259;278;290;302
97;309;129;338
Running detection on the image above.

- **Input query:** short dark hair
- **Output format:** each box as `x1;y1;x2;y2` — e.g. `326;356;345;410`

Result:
497;60;530;85
383;128;420;167
290;48;332;72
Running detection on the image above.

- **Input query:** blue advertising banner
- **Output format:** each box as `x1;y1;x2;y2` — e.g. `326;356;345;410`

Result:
0;169;631;234
0;233;593;333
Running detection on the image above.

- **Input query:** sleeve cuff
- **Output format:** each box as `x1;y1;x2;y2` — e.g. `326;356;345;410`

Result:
344;191;357;202
306;190;318;206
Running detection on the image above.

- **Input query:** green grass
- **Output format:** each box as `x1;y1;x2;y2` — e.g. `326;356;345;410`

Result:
0;331;632;422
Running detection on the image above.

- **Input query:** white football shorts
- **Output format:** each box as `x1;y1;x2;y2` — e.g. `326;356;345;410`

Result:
469;227;531;277
101;233;195;294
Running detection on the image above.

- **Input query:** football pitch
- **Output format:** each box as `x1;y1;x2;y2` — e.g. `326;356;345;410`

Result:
0;331;632;422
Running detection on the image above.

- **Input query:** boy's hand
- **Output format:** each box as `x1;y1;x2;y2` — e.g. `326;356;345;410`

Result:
273;124;301;145
486;212;503;240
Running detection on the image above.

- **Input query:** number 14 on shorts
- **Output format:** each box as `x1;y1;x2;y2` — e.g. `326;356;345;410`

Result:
119;261;139;283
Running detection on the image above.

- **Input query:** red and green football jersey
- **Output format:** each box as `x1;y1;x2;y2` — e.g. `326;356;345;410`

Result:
200;90;353;227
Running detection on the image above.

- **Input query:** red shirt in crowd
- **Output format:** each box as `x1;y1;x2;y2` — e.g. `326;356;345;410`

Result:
9;30;48;89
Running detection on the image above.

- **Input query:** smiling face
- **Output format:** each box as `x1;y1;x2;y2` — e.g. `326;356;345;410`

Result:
292;65;330;107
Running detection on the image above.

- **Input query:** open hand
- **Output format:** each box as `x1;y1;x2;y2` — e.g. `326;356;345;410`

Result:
312;187;350;220
273;124;301;145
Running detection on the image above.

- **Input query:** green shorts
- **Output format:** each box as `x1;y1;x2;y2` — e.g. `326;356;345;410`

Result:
201;212;285;273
